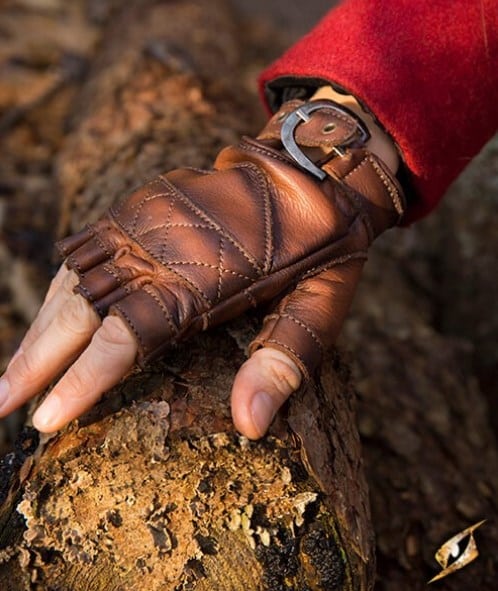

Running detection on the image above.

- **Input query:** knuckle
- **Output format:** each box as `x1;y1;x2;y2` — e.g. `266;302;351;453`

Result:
252;348;302;399
19;327;39;351
63;368;91;400
8;351;40;386
94;316;134;351
64;270;80;292
267;359;301;397
57;295;97;337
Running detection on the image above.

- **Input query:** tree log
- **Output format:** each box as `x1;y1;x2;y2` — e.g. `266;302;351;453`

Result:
1;1;497;590
0;2;374;590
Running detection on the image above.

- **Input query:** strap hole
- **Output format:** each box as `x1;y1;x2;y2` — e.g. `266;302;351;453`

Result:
276;112;287;122
322;122;336;134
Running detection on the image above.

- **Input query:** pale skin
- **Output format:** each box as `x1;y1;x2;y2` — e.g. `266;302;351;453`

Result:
0;86;399;439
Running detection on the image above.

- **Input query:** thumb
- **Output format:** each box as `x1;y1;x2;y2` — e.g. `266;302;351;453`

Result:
231;257;365;439
231;347;302;440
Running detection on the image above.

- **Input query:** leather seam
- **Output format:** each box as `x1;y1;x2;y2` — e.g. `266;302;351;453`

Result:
101;263;122;283
216;238;224;302
239;139;292;166
158;175;262;275
75;281;95;303
340;154;401;217
368;157;404;216
234;162;274;274
154;222;211;230
339;154;370;181
270;312;324;354
301;251;368;281
167;261;252;281
330;160;376;243
142;285;179;338
164;266;212;307
129;183;162;235
111;303;146;355
86;223;114;260
66;254;83;274
158;196;177;263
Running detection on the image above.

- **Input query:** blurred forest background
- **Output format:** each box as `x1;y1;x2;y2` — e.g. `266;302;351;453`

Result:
0;0;496;588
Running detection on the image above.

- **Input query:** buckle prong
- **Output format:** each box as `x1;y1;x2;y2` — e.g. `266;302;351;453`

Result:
280;100;370;181
295;108;311;123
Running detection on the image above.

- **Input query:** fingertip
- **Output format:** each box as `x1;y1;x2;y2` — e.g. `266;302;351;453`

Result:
231;347;302;440
32;394;63;433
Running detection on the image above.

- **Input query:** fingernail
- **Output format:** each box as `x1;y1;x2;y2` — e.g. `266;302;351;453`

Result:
0;378;10;409
33;395;61;431
251;391;276;437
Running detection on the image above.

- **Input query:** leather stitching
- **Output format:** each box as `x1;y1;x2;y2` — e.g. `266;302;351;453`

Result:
216;238;224;302
167;261;252;281
341;154;402;216
68;226;113;271
85;224;115;260
331;160;376;242
234;162;274;274
340;155;370;181
368;157;404;216
158;195;177;262
66;254;82;274
153;222;212;230
267;312;324;354
111;303;146;354
129;184;167;234
101;262;122;283
261;170;274;273
158;175;263;275
163;265;212;307
78;263;122;302
142;285;179;338
75;281;95;303
239;139;292;166
301;251;368;281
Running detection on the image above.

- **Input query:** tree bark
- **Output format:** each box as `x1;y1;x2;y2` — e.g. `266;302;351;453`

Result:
1;1;497;590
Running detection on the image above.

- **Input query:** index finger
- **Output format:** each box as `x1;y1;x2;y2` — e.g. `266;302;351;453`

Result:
32;315;138;432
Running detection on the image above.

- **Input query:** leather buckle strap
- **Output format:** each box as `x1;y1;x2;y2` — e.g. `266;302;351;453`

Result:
280;100;371;181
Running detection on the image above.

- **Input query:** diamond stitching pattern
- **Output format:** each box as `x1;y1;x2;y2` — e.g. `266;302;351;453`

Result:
113;169;275;306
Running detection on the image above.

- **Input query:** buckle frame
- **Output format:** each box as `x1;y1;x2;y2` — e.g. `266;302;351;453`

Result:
280;100;371;181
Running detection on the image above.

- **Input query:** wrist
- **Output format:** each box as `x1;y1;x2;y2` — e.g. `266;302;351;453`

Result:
310;86;399;175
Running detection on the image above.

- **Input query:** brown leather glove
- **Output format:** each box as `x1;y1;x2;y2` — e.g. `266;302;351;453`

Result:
57;99;405;379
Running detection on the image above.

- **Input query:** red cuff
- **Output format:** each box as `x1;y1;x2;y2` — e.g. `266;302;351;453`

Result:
259;0;498;223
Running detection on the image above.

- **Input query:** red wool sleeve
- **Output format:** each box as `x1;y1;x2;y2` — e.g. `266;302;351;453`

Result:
259;0;498;223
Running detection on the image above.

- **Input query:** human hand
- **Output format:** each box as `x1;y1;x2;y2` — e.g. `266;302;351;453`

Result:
0;96;404;438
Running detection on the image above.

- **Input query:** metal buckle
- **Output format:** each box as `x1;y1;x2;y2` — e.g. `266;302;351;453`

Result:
280;100;370;181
